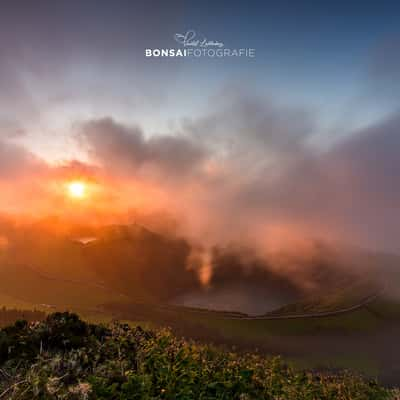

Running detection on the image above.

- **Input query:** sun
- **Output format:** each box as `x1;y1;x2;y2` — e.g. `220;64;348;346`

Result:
67;181;86;199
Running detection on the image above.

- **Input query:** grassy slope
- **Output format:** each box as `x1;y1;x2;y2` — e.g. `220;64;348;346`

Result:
0;254;399;386
0;263;122;309
268;279;380;316
0;312;394;399
1;295;400;384
99;297;400;384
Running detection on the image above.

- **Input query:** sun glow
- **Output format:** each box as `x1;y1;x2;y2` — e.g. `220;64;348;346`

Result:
67;181;86;199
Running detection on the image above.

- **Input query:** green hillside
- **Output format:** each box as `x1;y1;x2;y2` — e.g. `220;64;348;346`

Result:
0;312;395;399
0;263;121;309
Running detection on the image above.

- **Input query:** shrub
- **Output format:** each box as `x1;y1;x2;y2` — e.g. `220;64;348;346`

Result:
0;313;394;399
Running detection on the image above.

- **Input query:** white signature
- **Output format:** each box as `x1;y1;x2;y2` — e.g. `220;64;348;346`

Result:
174;30;224;48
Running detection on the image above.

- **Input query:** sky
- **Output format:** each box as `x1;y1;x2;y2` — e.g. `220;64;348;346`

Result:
1;0;400;253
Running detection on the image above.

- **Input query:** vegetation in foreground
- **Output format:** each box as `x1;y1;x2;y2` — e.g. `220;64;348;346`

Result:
0;313;396;399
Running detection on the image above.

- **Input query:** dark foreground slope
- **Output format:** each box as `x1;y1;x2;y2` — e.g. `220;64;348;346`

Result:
0;313;395;399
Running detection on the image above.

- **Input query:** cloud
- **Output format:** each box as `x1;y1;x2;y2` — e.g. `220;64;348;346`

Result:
0;137;49;214
0;139;45;180
0;1;187;138
1;87;400;254
234;111;400;252
368;35;400;100
182;91;314;176
78;117;207;181
320;113;400;250
74;93;400;255
71;95;313;250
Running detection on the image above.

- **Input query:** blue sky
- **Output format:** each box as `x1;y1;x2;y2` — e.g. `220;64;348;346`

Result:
0;0;399;161
1;1;400;251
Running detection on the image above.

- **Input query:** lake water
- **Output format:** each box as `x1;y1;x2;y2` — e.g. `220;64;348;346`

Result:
173;283;298;316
